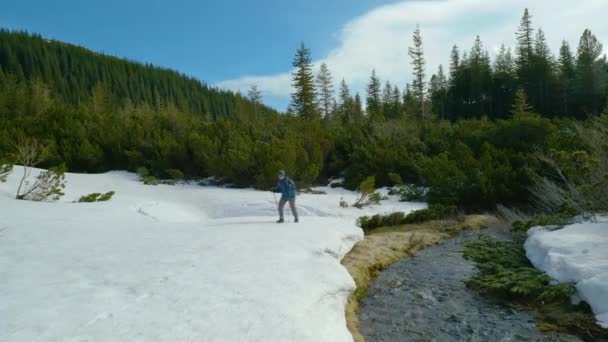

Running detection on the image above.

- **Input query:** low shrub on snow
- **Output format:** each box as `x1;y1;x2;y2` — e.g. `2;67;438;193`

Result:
165;169;184;180
78;191;115;202
16;165;66;201
357;205;457;233
143;176;160;185
388;184;428;202
0;162;12;182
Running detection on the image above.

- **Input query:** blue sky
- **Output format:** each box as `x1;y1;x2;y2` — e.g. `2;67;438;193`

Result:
2;0;608;110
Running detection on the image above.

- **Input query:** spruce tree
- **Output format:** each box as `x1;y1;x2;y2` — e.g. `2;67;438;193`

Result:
516;9;534;70
248;84;263;119
337;79;352;123
316;62;334;118
557;41;576;116
353;93;364;122
574;29;605;116
429;65;448;119
290;42;318;120
493;45;517;118
409;24;426;118
366;69;382;120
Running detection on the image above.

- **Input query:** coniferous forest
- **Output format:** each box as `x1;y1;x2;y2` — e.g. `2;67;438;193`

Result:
1;9;607;212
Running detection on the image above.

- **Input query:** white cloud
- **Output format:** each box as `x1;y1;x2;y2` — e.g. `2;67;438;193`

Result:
217;0;608;108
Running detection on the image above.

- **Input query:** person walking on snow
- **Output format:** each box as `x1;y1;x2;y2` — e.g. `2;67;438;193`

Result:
273;170;299;223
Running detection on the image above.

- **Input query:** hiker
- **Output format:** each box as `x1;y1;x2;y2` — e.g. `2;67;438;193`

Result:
273;170;299;223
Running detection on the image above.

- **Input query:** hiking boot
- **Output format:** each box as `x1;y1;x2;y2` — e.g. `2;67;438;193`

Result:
277;218;284;223
295;218;299;223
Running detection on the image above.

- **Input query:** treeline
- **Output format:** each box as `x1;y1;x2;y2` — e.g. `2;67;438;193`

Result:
1;9;607;212
300;9;607;123
0;29;275;118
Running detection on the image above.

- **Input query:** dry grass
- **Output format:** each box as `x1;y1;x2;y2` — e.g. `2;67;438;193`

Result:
341;214;499;342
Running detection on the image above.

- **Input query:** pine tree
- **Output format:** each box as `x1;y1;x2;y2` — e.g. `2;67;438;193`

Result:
316;62;334;118
557;41;576;116
391;85;402;120
353;93;364;122
429;65;448;119
248;84;263;119
515;8;535;110
531;28;558;115
409;24;426;118
516;9;535;70
493;45;517;118
382;81;393;119
511;88;534;117
337;79;352;123
366;69;382;120
574;29;606;116
290;42;318;120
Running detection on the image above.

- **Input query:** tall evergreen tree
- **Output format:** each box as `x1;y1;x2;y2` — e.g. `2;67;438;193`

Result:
390;85;402;120
515;9;535;69
574;29;606;116
493;45;517;118
557;41;576;116
353;92;364;122
409;24;426;118
337;79;353;123
290;42;317;120
248;84;263;118
530;28;557;115
316;62;334;118
429;65;448;119
515;8;535;102
366;69;382;121
382;81;393;119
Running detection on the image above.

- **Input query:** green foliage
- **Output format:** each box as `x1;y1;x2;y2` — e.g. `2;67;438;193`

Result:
387;172;403;185
165;169;184;180
78;191;114;202
463;236;574;304
98;191;115;201
0;162;12;182
17;164;66;201
136;167;150;179
511;210;575;233
143;176;160;186
357;204;457;233
78;193;101;202
388;184;427;202
0;29;275;119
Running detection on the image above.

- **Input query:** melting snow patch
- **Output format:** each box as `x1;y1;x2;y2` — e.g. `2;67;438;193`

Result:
525;222;608;328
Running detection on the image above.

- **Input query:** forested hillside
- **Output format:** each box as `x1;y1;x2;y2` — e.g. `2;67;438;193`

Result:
0;29;273;118
1;9;607;212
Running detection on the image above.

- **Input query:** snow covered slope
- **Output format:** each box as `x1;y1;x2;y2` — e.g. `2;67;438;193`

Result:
0;169;425;341
525;221;608;328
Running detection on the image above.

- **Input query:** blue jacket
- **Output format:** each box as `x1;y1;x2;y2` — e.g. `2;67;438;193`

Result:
274;177;297;198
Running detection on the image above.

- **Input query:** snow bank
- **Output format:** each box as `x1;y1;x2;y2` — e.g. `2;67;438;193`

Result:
0;168;424;341
525;222;608;328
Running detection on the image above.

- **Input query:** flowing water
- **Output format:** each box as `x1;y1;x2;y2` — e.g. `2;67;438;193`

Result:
358;227;581;342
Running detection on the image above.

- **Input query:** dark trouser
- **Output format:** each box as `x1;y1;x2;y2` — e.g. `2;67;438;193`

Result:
278;197;298;219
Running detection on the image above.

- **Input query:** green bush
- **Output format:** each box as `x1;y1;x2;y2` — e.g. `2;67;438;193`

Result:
78;191;115;202
402;205;457;224
357;204;457;233
165;169;184;180
136;167;149;179
98;191;115;201
388;172;403;185
79;193;101;202
17;165;66;201
0;162;12;182
388;184;428;202
143;176;159;185
463;236;575;305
